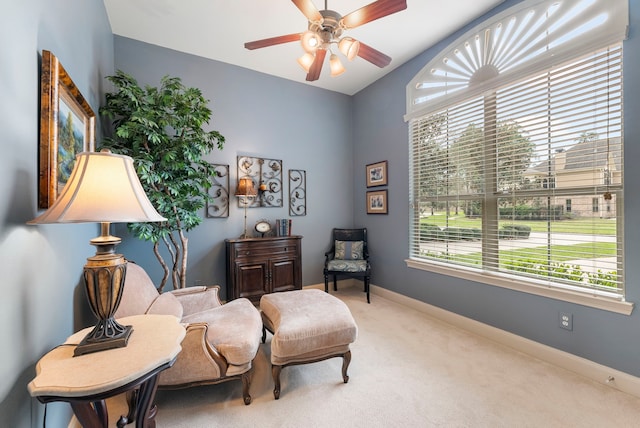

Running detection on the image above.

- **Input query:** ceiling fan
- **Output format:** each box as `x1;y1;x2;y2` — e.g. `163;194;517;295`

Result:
244;0;408;81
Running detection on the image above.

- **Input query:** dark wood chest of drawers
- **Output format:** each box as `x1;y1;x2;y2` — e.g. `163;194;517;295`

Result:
225;236;302;304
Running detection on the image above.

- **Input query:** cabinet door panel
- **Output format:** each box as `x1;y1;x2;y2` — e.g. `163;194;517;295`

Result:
271;259;297;293
236;262;268;300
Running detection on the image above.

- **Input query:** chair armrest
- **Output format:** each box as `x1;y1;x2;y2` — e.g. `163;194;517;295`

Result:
159;322;227;386
324;250;335;262
169;286;223;316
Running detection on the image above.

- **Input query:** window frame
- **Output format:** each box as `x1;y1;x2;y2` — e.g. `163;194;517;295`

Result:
405;0;632;315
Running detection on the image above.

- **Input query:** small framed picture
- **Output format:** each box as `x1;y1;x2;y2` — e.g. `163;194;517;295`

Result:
366;190;388;214
366;160;388;188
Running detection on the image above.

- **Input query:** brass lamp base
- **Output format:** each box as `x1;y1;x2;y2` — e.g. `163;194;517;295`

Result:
74;323;132;356
74;243;132;357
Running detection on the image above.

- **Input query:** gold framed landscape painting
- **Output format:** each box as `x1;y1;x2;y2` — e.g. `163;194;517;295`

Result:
38;50;95;209
366;189;388;214
366;160;388;188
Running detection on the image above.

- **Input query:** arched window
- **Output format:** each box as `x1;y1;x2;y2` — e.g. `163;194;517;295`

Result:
406;0;629;310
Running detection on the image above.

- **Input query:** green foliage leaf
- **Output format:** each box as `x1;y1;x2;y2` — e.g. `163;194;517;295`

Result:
99;71;226;288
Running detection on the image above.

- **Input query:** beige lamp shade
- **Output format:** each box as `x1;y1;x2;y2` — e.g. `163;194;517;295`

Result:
235;177;258;197
29;150;166;224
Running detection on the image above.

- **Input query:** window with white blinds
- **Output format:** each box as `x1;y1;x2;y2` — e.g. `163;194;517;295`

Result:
409;42;623;298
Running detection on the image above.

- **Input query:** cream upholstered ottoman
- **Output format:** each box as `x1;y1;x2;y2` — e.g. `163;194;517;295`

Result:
260;289;358;399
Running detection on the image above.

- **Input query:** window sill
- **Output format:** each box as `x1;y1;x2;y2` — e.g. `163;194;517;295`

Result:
405;258;634;315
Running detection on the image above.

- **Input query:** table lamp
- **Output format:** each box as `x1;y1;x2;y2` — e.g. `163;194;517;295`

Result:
28;150;166;356
235;177;257;239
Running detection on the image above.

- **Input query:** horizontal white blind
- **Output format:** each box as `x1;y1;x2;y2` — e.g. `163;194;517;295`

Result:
409;44;623;296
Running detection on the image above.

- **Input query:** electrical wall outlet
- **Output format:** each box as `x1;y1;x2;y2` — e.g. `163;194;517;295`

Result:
559;312;573;330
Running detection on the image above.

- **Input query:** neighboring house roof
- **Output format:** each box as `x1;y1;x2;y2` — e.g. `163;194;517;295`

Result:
525;137;622;176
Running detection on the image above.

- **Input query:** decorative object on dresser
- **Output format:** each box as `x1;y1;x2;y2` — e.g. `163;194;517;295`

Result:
28;150;166;355
255;219;273;237
38;50;96;209
226;235;302;304
275;218;293;236
235;177;258;238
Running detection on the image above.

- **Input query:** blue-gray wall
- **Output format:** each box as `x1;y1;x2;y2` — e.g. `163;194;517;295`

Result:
0;1;113;427
111;36;354;291
3;1;639;427
114;0;640;379
352;0;640;377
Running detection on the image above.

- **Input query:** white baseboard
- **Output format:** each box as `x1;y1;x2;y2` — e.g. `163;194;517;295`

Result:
307;280;640;398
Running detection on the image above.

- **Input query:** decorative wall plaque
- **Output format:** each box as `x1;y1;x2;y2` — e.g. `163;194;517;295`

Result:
289;169;307;216
237;156;283;208
206;164;229;218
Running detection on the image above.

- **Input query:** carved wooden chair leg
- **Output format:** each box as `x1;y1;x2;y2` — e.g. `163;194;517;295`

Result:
272;365;282;399
342;350;352;383
241;366;253;405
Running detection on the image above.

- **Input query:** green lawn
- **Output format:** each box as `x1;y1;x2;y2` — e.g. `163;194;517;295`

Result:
421;212;616;235
419;212;619;286
442;242;617;266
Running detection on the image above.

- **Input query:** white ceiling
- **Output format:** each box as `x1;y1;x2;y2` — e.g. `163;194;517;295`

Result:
103;0;506;95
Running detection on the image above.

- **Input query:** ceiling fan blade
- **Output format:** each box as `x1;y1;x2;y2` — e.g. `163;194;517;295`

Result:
341;0;407;29
357;42;392;68
292;0;322;22
244;33;302;50
306;49;327;81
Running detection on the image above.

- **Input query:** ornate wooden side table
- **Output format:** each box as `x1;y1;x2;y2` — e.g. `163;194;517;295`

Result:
28;314;185;428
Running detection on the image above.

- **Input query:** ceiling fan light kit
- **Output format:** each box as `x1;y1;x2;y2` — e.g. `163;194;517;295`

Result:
338;37;360;61
301;30;321;53
244;0;407;81
329;53;346;76
297;52;316;72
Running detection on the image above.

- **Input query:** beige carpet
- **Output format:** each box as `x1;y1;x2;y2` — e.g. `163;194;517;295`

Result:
99;285;640;427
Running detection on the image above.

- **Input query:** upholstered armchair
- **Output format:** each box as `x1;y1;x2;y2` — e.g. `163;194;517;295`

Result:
114;262;262;405
324;228;371;303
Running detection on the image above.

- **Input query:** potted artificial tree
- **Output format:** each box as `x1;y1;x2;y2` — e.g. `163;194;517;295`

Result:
100;71;225;291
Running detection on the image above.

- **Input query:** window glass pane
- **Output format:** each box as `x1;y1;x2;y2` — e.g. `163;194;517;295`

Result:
416;199;483;269
409;45;624;297
497;197;620;292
